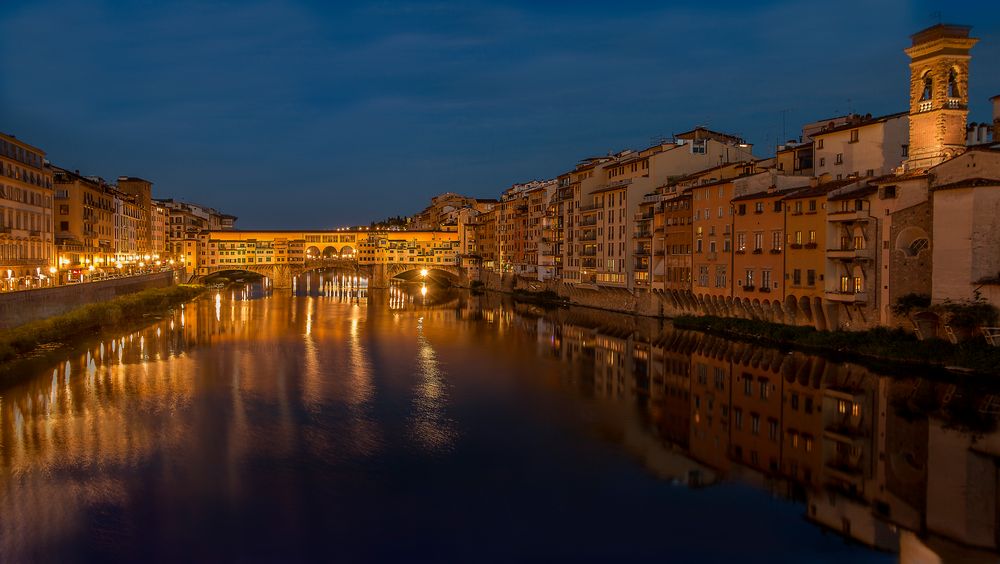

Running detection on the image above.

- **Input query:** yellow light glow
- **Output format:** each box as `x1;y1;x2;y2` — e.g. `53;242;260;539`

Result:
420;269;428;277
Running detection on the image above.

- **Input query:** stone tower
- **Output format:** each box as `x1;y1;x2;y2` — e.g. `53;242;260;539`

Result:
905;24;978;170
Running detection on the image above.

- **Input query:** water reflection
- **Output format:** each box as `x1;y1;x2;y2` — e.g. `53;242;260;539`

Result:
0;273;997;561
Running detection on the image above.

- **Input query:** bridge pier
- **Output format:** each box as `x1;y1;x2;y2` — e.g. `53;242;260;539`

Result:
368;263;390;289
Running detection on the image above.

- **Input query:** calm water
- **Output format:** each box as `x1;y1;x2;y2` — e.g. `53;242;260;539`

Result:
2;272;999;563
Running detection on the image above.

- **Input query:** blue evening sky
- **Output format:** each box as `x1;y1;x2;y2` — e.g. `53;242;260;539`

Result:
2;0;999;228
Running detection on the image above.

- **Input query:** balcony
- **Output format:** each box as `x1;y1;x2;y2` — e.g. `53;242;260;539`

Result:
633;262;650;272
579;203;604;213
634;230;652;239
578;216;597;227
634;247;651;257
634;210;655;221
642;193;663;204
580;248;598;257
2;258;47;267
581;258;597;269
828;210;870;222
28;230;42;237
825;291;867;303
827;247;873;260
945;97;965;109
578;231;597;242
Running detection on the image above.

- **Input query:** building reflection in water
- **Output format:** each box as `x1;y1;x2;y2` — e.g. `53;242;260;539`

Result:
508;298;1000;561
0;272;999;561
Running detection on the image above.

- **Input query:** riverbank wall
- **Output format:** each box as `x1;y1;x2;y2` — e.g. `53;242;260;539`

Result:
472;270;926;335
0;270;179;330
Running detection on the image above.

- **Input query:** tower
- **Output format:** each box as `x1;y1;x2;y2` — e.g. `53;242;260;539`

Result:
904;24;978;170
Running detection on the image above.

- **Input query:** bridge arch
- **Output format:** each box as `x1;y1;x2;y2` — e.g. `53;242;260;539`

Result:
305;246;321;259
339;245;355;258
321;246;338;258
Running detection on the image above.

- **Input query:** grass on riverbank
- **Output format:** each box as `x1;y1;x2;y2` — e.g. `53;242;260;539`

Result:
0;284;205;363
673;315;1000;374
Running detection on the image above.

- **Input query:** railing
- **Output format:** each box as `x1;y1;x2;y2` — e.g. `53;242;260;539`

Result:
825;291;868;303
578;203;604;212
946;97;965;109
578;216;597;227
826;246;873;260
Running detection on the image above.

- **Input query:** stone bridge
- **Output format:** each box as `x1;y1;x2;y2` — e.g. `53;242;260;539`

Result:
198;258;466;289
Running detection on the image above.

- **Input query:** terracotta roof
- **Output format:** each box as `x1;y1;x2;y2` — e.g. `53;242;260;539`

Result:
931;177;1000;192
811;111;908;137
827;184;877;201
782;185;834;200
730;186;801;202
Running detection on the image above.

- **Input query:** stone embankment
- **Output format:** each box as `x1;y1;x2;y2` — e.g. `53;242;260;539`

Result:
0;270;179;330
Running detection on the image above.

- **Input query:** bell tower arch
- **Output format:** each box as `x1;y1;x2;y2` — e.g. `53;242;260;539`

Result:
904;24;978;170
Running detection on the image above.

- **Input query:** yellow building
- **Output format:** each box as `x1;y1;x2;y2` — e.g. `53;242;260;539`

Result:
52;167;116;279
0;132;55;291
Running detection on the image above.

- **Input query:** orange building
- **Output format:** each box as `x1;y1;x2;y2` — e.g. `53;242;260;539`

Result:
731;188;793;312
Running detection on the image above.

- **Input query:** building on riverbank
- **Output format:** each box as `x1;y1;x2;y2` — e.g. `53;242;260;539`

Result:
0;132;55;291
439;22;1000;336
52;167;116;279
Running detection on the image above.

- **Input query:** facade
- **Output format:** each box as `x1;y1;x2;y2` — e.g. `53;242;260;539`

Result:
928;149;1000;308
812;112;909;181
52;168;115;280
0;132;55;291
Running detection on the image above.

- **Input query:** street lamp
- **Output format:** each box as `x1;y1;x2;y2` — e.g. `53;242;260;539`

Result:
420;269;428;278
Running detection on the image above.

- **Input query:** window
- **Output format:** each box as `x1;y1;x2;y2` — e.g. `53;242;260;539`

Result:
768;420;779;441
882;185;897;199
744;269;754;288
772;231;782;251
808;200;816;212
902;144;909;157
793;269;802;285
794;201;803;214
737;204;746;215
921;73;933;101
754;202;764;214
835;153;843;165
817;139;824;150
753;232;763;250
806;269;815;286
762;270;772;289
715;266;727;288
734;409;743;429
744;376;752;396
736;232;746;251
698;266;709;287
819;157;826;167
759;379;770;400
751;414;760;435
849;129;859;143
808;230;816;244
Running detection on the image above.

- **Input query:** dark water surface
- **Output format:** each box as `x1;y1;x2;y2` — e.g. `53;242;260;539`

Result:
2;273;999;563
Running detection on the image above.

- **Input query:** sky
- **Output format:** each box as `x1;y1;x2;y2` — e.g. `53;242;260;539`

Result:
2;0;999;229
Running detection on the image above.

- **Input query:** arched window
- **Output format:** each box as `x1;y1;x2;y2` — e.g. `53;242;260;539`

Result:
947;69;960;98
921;73;933;101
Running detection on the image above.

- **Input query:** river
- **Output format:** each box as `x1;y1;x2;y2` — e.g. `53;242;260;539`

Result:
1;272;998;563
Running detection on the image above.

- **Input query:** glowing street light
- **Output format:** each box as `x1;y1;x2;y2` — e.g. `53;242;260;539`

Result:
420;269;428;277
